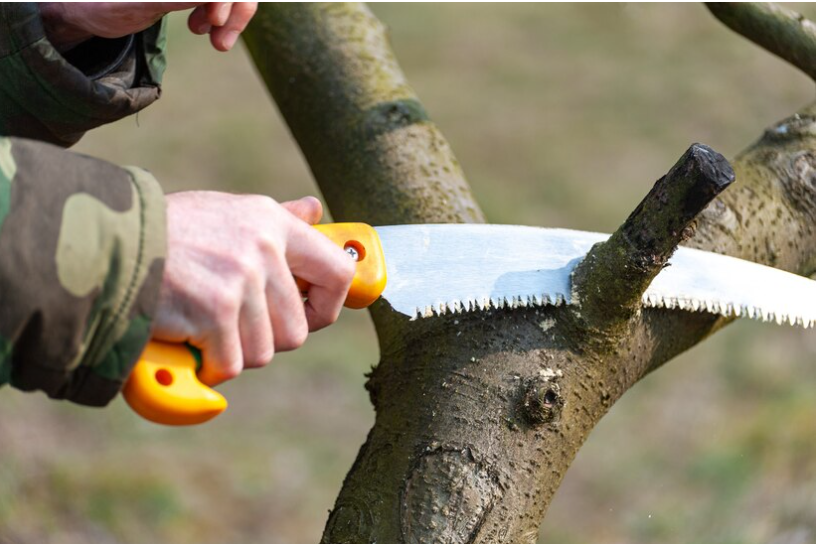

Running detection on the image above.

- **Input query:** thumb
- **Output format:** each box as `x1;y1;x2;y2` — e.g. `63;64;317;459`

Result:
281;196;324;225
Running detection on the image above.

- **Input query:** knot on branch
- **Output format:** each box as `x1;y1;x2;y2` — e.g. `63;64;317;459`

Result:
362;99;430;139
518;369;564;427
572;144;735;332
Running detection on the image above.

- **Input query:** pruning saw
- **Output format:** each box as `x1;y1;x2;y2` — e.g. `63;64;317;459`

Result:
123;223;816;425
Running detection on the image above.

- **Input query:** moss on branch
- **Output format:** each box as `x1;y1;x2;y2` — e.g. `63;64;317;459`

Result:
572;144;735;333
243;4;815;543
242;3;484;226
707;2;816;79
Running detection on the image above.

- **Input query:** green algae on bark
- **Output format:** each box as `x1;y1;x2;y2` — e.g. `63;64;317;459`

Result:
243;4;815;542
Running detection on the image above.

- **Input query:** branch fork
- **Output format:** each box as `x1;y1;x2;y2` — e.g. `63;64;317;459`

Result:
571;144;735;332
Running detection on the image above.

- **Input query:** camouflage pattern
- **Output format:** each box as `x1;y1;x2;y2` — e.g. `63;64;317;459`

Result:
0;4;168;406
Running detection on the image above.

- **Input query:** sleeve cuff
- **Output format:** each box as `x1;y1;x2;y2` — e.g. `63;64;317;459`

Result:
0;3;167;147
62;34;136;80
0;139;167;406
75;166;167;406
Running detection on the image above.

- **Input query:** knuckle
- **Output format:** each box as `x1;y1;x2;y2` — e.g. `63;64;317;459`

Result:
257;232;283;261
253;194;279;215
242;261;264;290
240;2;258;17
338;254;356;282
219;363;242;381
230;252;256;277
244;348;273;369
310;309;338;332
211;290;239;318
326;249;356;286
225;253;265;292
278;320;308;352
293;322;309;347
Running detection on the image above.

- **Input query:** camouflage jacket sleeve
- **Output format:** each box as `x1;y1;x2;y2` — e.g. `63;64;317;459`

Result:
0;3;167;146
0;137;166;406
0;5;168;406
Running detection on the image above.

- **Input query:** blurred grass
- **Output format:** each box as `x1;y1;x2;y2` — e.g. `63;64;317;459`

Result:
1;3;814;544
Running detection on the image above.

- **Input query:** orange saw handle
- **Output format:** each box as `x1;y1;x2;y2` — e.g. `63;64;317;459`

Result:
123;223;386;426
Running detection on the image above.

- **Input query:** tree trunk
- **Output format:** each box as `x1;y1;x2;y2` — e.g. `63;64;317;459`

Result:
242;3;815;542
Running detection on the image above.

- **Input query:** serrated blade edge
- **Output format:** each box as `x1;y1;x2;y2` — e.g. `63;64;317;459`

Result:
375;225;816;328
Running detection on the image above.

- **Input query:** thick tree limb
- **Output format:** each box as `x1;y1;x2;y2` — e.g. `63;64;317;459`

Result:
645;103;816;371
707;2;816;79
244;4;815;543
242;3;483;226
685;103;816;277
572;144;735;331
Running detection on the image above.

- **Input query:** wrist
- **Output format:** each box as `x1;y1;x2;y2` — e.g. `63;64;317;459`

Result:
37;2;93;52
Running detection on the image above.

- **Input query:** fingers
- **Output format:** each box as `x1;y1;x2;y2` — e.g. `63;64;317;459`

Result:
264;253;310;353
187;2;256;49
237;275;274;369
188;2;230;36
211;2;257;51
198;326;242;387
200;2;230;27
157;192;350;389
187;5;212;34
280;196;324;225
286;224;356;332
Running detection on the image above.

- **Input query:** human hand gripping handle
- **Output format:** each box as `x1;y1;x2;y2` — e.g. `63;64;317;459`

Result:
123;195;386;425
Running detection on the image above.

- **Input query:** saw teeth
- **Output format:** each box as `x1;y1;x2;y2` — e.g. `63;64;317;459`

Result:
408;293;814;329
410;290;573;319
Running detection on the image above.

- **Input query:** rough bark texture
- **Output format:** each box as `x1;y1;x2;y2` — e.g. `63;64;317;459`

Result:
572;144;735;333
242;3;483;227
243;4;816;543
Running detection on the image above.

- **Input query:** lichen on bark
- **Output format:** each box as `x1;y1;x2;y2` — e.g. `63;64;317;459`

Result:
242;3;816;543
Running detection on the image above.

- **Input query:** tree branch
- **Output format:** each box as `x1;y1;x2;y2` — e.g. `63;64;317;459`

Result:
243;4;815;543
707;2;816;79
644;104;816;372
572;144;734;331
241;3;484;226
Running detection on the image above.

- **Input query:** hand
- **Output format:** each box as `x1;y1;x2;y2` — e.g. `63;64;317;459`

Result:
38;2;258;52
154;192;355;386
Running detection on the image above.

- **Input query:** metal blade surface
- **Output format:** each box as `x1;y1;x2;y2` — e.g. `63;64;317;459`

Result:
374;225;816;327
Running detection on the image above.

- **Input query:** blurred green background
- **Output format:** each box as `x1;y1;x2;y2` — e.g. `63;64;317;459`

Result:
1;3;814;543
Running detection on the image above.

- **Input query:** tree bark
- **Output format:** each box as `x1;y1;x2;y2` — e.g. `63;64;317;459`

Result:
706;2;816;79
242;4;815;542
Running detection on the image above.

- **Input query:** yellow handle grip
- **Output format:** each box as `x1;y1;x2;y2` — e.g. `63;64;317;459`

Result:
124;223;386;426
123;341;227;425
301;223;387;308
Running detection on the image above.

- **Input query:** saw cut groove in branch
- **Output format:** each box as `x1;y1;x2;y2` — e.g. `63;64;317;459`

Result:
707;2;816;79
572;144;735;330
242;4;813;543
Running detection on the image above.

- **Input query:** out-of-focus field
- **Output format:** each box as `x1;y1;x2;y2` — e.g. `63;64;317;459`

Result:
1;4;814;544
